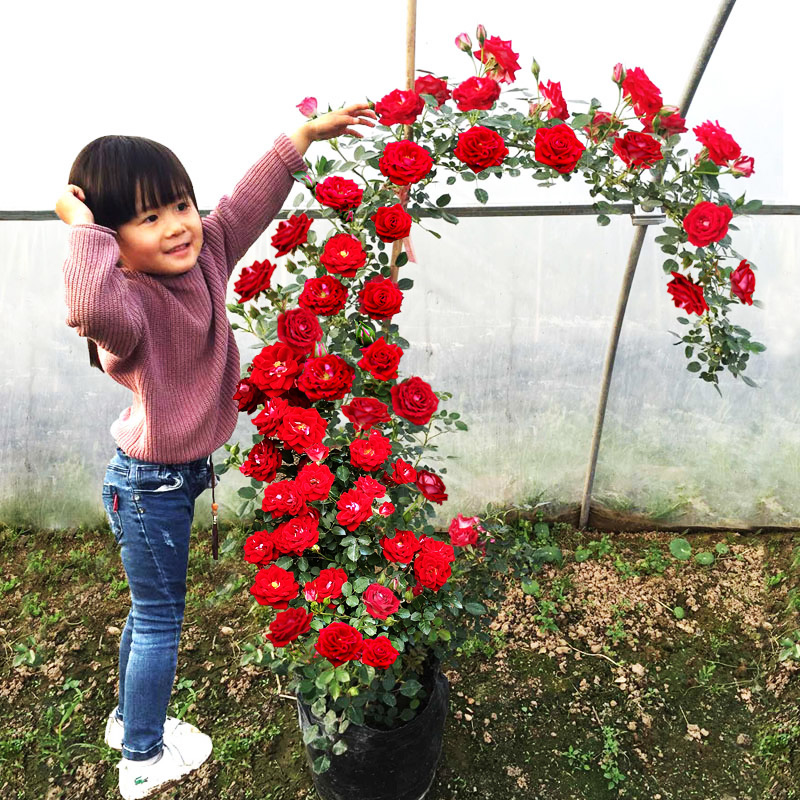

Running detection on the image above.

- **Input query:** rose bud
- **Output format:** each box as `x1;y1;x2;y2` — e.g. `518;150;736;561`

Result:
475;24;487;46
731;155;755;177
612;63;625;85
378;502;395;517
455;32;472;53
297;97;318;118
531;57;540;82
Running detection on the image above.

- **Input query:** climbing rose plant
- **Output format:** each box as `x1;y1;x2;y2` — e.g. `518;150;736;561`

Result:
221;25;763;767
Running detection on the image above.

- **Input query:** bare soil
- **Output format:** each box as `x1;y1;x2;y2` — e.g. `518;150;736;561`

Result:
0;523;798;800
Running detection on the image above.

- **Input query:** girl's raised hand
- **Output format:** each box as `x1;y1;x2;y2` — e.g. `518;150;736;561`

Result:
56;185;94;226
290;102;378;155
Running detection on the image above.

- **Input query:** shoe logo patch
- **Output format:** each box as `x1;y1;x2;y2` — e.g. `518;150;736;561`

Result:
134;777;149;785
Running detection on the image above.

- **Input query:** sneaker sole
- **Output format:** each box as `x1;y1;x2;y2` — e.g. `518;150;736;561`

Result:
119;749;211;800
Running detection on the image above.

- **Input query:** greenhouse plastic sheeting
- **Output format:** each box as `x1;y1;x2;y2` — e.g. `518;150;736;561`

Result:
1;212;796;529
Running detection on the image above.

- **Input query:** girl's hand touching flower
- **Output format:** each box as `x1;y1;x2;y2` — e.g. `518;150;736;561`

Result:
290;102;377;156
55;184;94;226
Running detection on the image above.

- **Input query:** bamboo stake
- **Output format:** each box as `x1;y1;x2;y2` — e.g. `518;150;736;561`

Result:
578;0;739;529
389;0;417;286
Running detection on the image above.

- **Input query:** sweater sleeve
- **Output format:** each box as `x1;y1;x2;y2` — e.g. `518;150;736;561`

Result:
62;224;145;359
202;134;307;278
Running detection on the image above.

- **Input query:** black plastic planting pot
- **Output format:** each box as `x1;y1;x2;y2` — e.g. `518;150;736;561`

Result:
297;664;450;800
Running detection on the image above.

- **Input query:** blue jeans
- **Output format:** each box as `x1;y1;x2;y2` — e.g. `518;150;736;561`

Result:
101;447;211;760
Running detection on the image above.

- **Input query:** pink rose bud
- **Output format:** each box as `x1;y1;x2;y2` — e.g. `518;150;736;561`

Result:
612;63;625;85
313;340;329;357
378;502;395;517
296;97;318;118
305;443;330;463
475;24;487;46
731;155;755;177
455;32;472;52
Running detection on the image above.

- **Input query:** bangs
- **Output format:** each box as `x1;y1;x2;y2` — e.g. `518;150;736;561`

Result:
68;135;197;230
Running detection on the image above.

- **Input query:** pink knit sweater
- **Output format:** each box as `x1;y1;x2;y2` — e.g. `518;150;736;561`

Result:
63;134;306;463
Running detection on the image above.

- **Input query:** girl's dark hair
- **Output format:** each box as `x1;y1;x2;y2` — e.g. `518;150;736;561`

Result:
67;135;198;371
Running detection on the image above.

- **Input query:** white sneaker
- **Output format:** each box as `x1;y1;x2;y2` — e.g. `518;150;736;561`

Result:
103;711;187;751
117;732;213;800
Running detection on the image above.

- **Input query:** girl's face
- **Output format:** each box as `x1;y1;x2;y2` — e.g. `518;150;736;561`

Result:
116;197;203;275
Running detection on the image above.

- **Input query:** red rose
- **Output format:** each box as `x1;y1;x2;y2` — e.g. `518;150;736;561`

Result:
272;513;319;556
277;307;323;355
355;475;386;499
379;140;434;186
371;205;412;242
682;202;733;247
298;355;355;401
391;377;439;425
474;35;520;84
304;567;348;603
414;75;451;107
363;584;400;620
454;126;508;174
336;488;373;531
243;529;276;565
380;529;421;564
413;551;451;592
359;337;403;381
452;76;501;111
234;258;276;304
360;637;399;668
233;376;263;414
693;120;741;166
250;564;299;609
583;111;622;144
320;233;367;278
252;397;290;437
378;502;395;517
315;621;364;666
375;89;425;125
240;439;281;483
250;343;302;397
315;176;363;211
342;397;391;431
731;156;755;177
276;406;327;453
534;124;586;174
415;469;447;504
350;430;393;472
296;463;335;501
420;536;455;563
299;275;348;316
271;213;312;257
622;67;663;117
642;106;687;137
539;80;568;120
448;514;484;547
262;480;307;519
666;272;709;316
387;458;416;485
730;260;755;305
359;277;403;320
612;131;663;169
266;607;313;648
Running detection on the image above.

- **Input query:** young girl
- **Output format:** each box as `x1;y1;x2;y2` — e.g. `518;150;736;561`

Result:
56;104;375;800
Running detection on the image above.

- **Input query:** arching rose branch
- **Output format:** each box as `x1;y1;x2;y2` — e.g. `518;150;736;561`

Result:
221;24;763;766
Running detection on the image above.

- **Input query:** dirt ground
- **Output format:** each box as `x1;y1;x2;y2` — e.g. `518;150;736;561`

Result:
0;521;798;800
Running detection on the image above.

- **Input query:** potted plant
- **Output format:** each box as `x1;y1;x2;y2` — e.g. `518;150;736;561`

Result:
219;24;762;798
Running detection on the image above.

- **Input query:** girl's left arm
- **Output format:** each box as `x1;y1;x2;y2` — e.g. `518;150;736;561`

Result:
204;103;376;277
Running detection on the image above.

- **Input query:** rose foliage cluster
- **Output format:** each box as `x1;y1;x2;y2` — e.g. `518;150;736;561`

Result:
221;24;765;770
